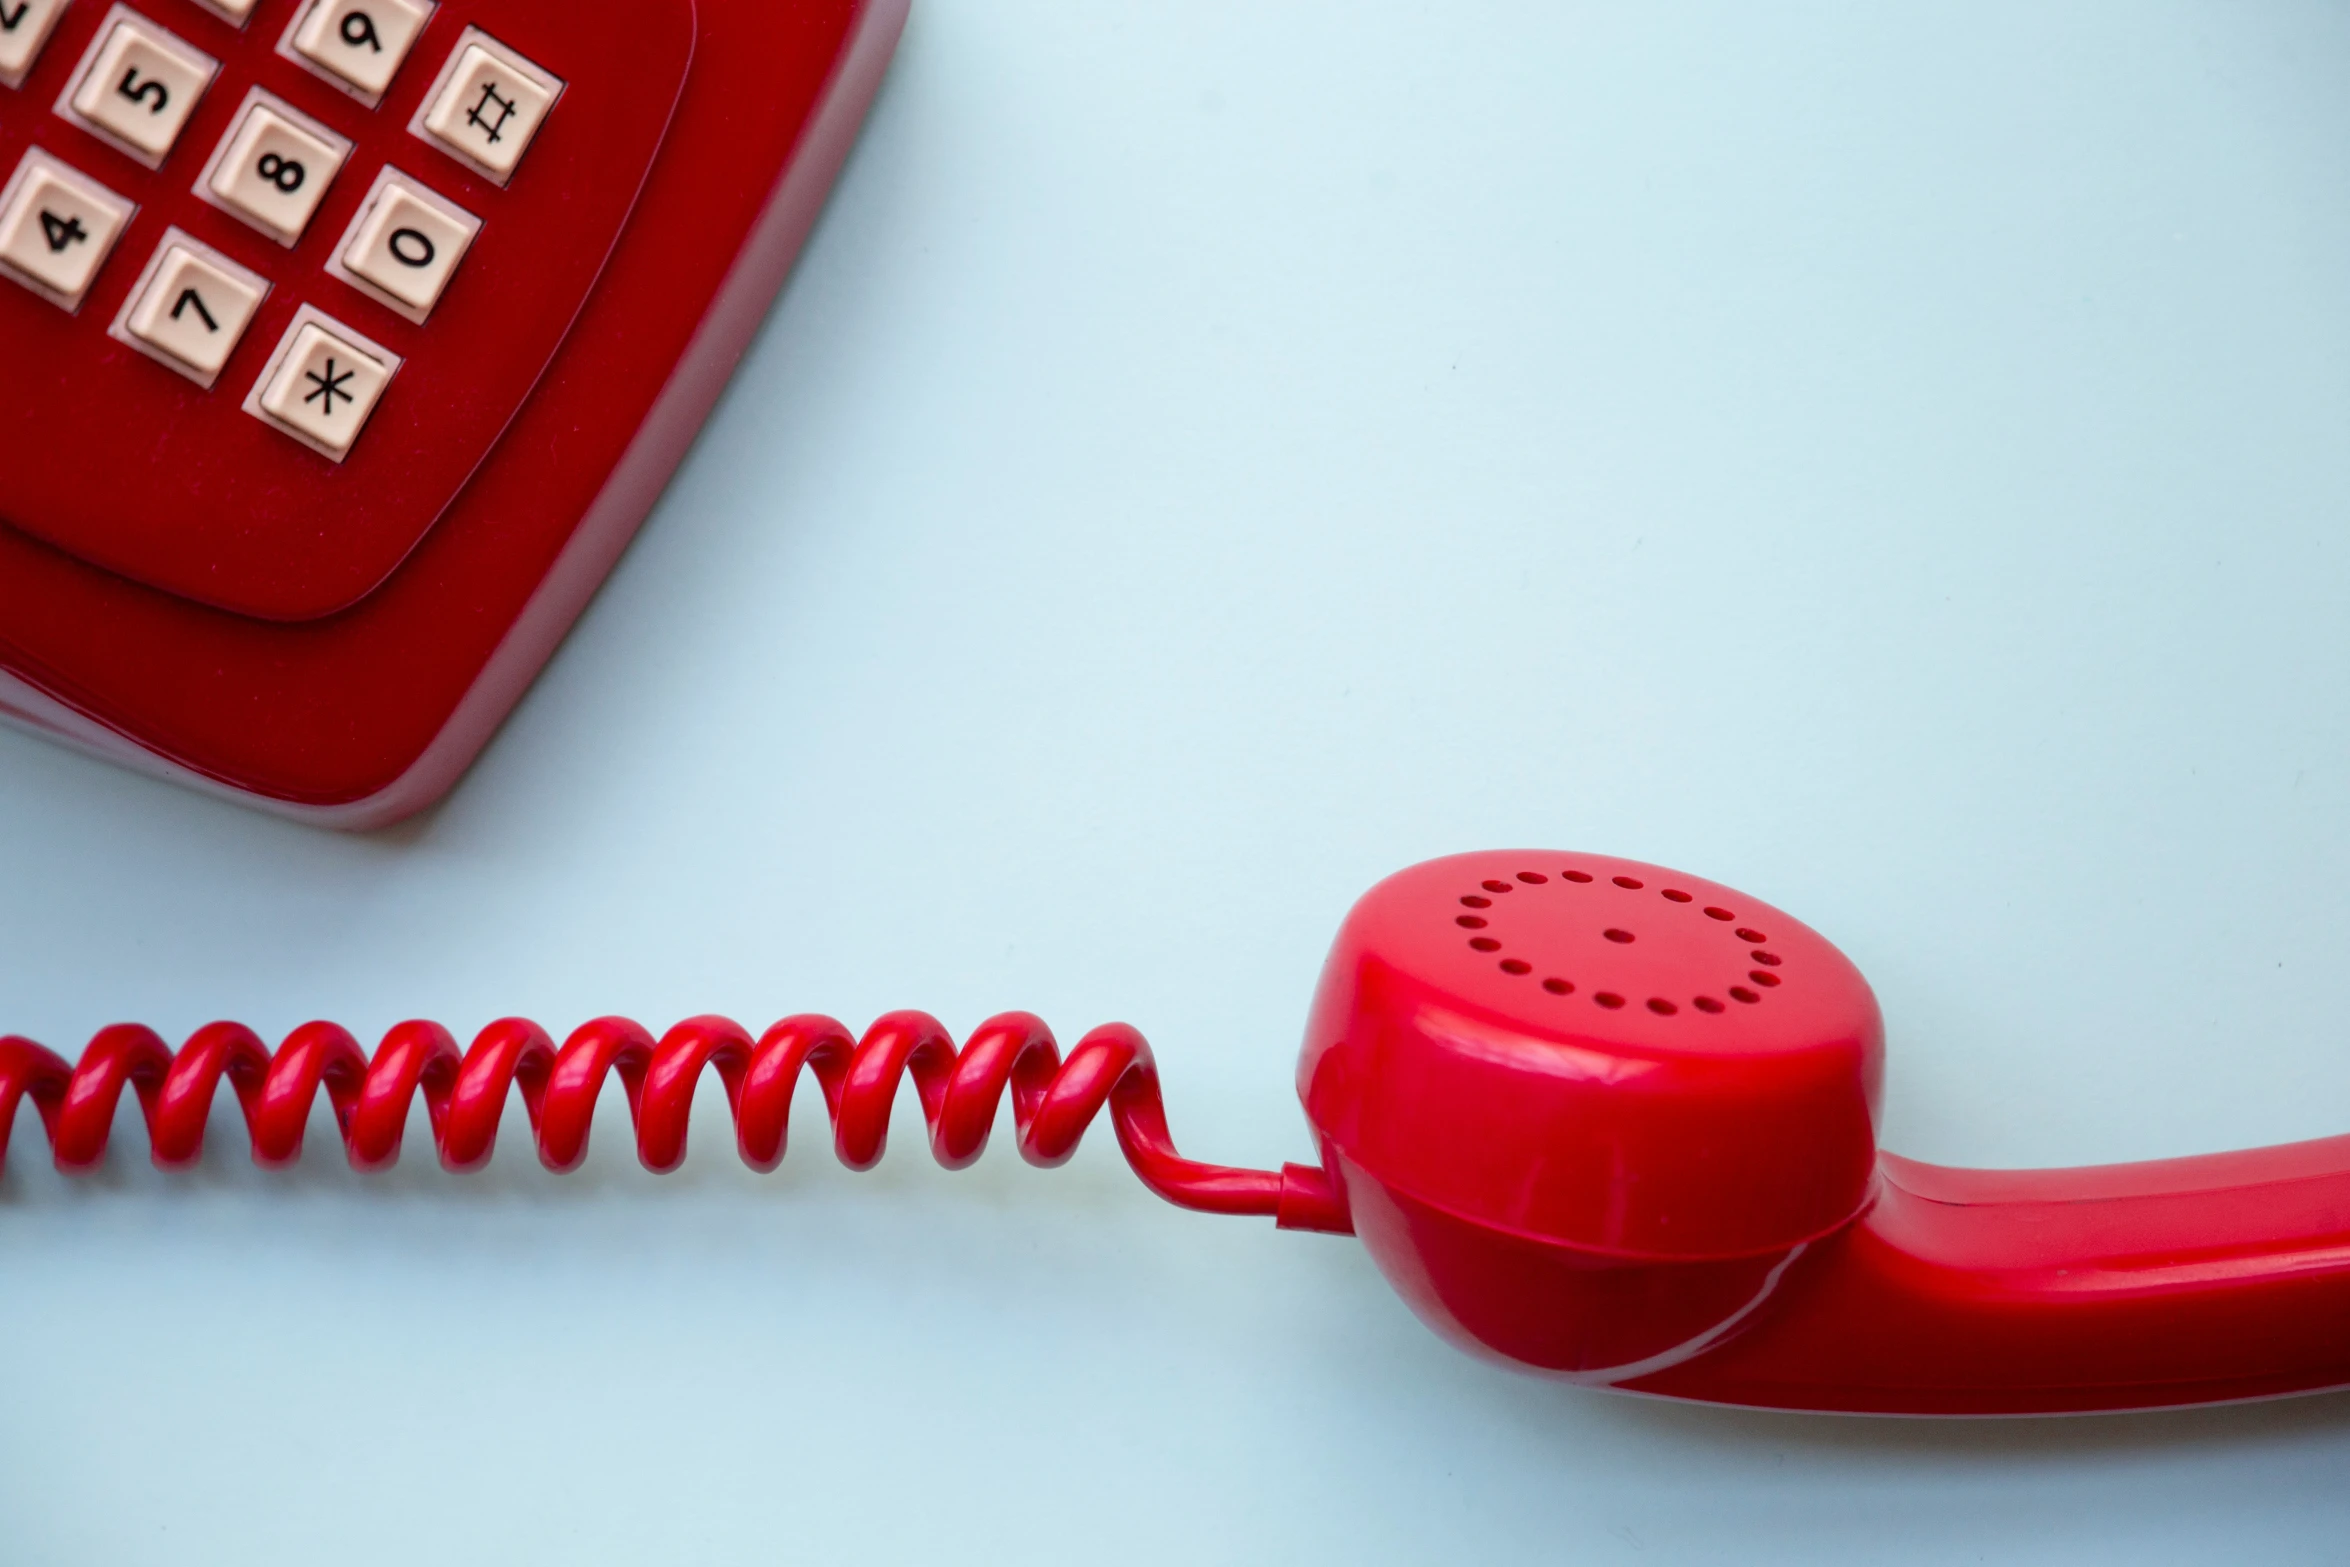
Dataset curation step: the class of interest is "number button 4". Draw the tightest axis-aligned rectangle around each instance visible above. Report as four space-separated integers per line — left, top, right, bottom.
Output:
59 7 220 167
114 231 269 386
0 0 73 92
0 148 133 310
201 90 351 245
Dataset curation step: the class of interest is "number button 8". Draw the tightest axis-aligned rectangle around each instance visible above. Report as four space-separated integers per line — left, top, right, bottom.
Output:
203 93 352 246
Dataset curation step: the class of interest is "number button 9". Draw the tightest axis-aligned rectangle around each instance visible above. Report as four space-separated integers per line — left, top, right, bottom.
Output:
291 0 434 102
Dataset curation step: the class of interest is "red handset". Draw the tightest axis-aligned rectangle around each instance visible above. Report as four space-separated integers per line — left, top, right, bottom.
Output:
0 0 905 824
6 849 2346 1417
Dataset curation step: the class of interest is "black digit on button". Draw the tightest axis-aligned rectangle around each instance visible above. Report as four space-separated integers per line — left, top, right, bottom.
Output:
171 288 220 332
387 227 435 267
258 153 305 193
116 68 170 115
340 11 383 52
38 210 87 253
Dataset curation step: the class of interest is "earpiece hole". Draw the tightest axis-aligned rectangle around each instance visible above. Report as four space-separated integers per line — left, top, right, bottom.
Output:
1693 996 1725 1014
1499 959 1531 975
1729 986 1760 1004
1542 978 1574 995
1646 998 1677 1016
1456 915 1487 929
1751 950 1781 966
1515 872 1547 884
1594 992 1625 1009
1482 880 1514 894
1469 937 1501 952
1735 927 1768 944
1603 928 1635 944
1704 906 1734 921
1662 889 1693 903
1748 970 1781 988
1563 871 1594 883
1460 895 1491 908
1612 876 1644 890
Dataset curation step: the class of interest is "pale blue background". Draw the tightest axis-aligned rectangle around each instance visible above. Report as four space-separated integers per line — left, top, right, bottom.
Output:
7 0 2350 1560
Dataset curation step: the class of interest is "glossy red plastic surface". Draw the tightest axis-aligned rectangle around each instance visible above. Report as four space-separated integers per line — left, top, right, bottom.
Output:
0 1012 1341 1221
0 0 905 822
1300 851 2350 1413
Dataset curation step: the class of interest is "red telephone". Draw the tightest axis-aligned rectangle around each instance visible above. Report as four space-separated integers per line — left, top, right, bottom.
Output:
5 848 2348 1417
0 0 906 825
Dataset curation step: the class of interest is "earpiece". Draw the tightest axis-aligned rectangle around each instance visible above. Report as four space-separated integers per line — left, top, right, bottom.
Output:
8 849 2349 1416
1295 852 2350 1414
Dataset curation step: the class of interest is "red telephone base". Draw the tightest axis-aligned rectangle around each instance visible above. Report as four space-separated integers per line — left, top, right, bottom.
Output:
0 0 906 826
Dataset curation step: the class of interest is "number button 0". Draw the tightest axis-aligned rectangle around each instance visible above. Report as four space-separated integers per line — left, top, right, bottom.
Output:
331 168 477 321
115 231 268 385
0 0 73 91
202 90 351 245
290 0 434 102
61 8 220 166
0 148 133 310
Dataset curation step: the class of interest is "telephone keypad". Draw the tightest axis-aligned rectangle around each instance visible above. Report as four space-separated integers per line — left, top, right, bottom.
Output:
61 9 218 166
0 0 74 92
0 146 132 307
416 29 555 182
201 90 349 243
0 0 687 616
117 231 267 382
290 0 434 101
0 10 574 466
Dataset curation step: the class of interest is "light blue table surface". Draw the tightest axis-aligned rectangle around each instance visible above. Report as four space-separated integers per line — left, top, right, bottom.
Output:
7 2 2350 1561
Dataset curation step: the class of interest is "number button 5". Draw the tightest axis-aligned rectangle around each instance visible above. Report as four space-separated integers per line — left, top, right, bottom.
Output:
200 90 351 245
59 7 219 167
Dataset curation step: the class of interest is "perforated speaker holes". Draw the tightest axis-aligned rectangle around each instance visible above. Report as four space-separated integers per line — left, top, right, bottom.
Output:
1449 867 1788 1018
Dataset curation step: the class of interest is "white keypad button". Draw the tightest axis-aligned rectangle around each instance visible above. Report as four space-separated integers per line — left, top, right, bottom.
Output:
252 315 395 460
65 10 219 165
119 235 266 382
196 0 259 20
203 92 350 244
0 0 73 91
0 148 132 309
334 169 476 318
417 32 559 182
292 0 432 99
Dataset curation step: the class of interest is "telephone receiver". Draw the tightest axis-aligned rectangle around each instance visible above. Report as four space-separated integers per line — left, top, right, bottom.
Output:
5 849 2347 1417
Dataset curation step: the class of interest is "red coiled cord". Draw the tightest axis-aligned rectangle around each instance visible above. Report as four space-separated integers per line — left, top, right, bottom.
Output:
0 1011 1352 1231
